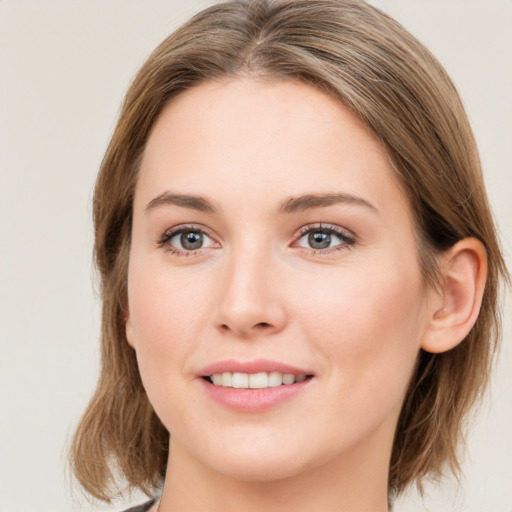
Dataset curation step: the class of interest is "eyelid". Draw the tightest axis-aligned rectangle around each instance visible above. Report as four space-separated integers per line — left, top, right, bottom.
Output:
156 222 356 256
292 223 357 252
158 223 221 254
295 223 355 238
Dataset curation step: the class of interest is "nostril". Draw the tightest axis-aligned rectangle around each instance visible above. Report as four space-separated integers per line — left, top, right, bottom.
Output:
217 320 277 335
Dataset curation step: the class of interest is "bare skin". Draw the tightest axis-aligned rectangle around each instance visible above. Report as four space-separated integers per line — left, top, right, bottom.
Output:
126 79 487 512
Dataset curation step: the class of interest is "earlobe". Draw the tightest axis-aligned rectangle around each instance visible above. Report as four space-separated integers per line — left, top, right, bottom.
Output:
421 238 487 354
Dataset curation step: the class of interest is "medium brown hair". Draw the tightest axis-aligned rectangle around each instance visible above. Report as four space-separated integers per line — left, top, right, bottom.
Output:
70 0 508 502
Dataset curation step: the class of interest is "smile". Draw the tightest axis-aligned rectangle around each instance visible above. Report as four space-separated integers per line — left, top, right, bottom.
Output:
207 371 308 388
198 360 315 412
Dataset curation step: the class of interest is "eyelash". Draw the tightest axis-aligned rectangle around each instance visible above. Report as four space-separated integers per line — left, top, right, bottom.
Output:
157 224 218 257
157 223 356 257
293 223 356 254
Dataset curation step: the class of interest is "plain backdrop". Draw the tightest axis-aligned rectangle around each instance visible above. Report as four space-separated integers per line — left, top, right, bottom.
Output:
0 1 510 511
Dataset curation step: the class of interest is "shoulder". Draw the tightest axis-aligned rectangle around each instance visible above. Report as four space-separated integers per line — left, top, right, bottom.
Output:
120 499 157 512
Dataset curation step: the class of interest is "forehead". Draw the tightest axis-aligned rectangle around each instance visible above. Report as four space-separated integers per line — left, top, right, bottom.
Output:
137 78 411 221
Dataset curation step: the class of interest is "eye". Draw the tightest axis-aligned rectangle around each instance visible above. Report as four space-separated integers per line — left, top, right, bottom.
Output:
294 224 355 252
159 225 218 254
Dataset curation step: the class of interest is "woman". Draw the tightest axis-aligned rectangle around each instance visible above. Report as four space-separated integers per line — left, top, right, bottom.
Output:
69 1 508 510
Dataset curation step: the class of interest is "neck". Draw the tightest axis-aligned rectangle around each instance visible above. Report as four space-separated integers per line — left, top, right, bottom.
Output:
158 434 391 512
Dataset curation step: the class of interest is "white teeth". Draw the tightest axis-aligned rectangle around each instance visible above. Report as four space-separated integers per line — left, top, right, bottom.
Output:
209 371 308 389
282 373 295 385
221 372 233 387
249 372 268 389
232 372 249 388
268 371 283 387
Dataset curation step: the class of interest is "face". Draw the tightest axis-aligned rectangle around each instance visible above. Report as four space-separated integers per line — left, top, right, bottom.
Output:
126 79 433 482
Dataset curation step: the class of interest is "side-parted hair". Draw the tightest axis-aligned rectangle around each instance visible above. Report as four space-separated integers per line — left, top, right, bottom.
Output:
70 0 508 502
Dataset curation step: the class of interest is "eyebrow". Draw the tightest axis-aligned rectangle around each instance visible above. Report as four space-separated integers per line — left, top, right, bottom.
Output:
145 192 217 213
279 192 377 214
145 191 377 215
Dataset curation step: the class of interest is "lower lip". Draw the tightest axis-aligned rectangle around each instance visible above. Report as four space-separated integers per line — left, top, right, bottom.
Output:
200 378 313 413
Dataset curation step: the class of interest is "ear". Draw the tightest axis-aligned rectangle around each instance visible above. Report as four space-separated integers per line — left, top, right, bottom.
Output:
125 308 136 349
421 238 487 354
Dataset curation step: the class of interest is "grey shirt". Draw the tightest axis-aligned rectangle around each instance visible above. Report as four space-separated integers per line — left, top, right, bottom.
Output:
121 499 156 512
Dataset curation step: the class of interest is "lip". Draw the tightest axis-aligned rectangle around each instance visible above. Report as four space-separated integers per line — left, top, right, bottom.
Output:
197 359 315 413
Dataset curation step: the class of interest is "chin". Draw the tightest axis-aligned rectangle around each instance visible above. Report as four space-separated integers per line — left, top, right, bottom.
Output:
196 435 323 483
212 457 307 483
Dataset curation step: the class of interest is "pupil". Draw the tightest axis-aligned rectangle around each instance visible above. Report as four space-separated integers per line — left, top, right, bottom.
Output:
181 231 203 250
308 231 330 249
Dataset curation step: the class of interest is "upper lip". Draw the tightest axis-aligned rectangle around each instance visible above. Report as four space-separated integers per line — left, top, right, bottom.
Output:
198 359 314 377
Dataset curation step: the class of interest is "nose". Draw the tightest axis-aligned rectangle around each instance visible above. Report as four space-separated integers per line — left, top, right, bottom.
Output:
214 246 288 338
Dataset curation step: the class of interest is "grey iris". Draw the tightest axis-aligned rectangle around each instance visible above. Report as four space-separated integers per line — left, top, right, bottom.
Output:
181 231 203 250
308 231 331 249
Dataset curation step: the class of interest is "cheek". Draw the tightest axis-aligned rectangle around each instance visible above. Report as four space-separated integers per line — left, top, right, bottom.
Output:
128 260 210 344
126 264 215 436
126 260 213 399
294 253 426 405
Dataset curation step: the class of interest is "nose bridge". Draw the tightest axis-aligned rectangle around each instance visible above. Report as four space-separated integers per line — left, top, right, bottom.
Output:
215 236 286 337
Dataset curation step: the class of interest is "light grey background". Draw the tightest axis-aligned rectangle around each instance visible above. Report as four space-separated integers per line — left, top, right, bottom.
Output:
0 1 510 511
